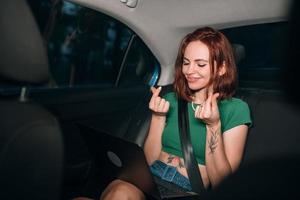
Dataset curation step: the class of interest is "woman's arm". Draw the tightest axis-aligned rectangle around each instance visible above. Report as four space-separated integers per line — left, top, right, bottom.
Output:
144 115 166 165
195 91 249 187
205 122 248 186
143 87 170 165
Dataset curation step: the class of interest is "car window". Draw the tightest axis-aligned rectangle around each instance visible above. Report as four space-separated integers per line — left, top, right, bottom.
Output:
222 22 288 90
43 0 159 88
117 37 160 87
0 0 159 96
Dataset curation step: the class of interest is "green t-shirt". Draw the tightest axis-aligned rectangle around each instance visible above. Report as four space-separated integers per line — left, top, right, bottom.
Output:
161 92 252 165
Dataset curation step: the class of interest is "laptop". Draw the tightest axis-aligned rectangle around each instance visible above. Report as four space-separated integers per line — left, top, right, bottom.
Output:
78 124 198 200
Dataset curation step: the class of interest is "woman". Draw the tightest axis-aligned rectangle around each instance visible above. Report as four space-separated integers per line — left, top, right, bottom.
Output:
145 26 252 191
77 26 252 200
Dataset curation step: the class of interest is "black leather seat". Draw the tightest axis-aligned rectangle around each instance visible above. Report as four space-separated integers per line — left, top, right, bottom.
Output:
0 0 64 199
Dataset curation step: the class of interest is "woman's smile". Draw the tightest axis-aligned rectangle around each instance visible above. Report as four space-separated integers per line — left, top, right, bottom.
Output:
185 75 202 83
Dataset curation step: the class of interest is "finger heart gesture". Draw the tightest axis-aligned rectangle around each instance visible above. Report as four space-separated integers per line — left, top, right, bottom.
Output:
194 91 220 127
149 86 170 116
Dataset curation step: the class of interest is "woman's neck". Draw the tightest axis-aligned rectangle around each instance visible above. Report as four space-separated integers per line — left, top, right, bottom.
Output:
192 89 207 104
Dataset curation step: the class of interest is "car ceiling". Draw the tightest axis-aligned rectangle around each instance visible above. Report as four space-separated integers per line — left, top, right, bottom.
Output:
69 0 291 85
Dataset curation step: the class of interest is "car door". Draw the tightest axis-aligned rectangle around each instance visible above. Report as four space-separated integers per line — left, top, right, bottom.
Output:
24 0 159 137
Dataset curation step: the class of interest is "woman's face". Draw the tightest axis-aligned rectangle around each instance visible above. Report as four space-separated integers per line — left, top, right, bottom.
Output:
182 40 211 91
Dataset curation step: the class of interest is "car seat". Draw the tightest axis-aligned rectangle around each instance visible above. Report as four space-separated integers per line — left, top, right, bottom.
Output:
0 0 64 199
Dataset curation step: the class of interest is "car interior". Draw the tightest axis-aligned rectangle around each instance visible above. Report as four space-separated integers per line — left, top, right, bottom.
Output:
1 0 300 199
0 0 64 199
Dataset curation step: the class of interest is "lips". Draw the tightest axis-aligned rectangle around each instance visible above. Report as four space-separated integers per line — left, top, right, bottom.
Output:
186 76 201 83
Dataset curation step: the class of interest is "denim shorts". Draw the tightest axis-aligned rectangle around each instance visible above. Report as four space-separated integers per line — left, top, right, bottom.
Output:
150 160 192 191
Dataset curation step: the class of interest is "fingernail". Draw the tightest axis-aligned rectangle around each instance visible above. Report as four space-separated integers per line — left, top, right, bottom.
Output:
158 86 162 90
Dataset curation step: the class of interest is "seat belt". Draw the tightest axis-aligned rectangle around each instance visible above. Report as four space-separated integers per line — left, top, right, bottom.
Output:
178 98 205 194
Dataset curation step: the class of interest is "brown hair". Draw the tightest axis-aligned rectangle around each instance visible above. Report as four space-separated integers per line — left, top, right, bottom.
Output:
174 27 237 101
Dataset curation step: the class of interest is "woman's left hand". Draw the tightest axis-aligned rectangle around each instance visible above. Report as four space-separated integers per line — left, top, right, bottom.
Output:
194 88 220 128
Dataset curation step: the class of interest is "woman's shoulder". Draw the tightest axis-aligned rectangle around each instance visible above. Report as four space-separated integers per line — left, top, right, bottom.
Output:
219 97 252 131
219 97 251 122
219 97 249 110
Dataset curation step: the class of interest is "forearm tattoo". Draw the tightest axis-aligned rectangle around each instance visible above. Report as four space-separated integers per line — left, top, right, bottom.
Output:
208 128 219 154
167 154 185 168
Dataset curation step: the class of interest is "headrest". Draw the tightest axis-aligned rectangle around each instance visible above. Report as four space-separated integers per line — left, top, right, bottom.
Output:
0 0 50 84
232 43 246 65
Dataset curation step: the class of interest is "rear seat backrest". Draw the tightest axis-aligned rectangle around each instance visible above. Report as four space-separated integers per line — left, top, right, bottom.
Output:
241 90 300 166
127 86 300 167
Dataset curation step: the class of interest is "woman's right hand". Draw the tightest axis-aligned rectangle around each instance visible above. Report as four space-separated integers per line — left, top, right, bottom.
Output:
149 86 170 116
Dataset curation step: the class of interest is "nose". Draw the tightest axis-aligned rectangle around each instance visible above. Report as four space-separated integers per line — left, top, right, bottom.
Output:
185 63 196 73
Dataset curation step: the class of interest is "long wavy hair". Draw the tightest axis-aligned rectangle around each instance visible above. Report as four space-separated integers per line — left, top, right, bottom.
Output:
174 27 237 101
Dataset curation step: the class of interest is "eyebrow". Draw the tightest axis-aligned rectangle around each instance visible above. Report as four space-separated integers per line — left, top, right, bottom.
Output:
183 57 209 62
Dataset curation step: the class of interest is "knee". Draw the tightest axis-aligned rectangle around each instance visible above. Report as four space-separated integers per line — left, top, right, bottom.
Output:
101 180 144 200
105 182 130 199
